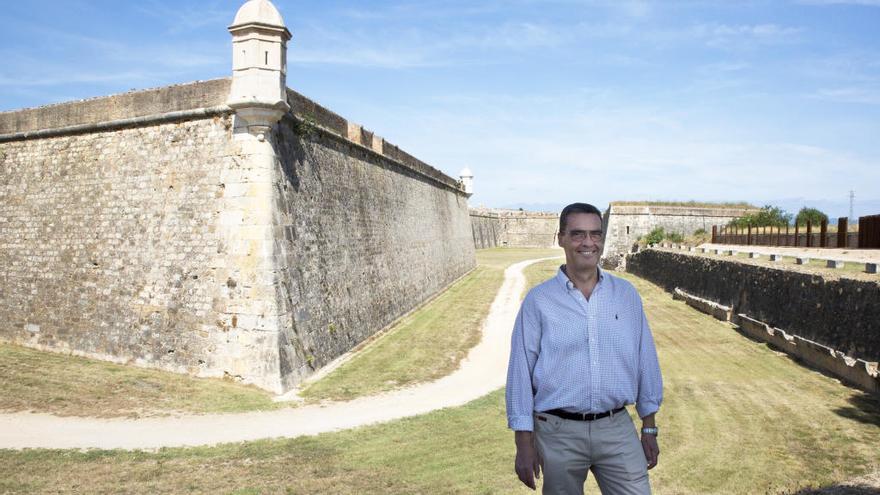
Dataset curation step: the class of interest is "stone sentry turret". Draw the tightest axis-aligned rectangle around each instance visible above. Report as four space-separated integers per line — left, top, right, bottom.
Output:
227 0 291 139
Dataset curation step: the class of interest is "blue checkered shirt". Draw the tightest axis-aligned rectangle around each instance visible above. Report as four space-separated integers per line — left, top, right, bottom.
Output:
506 266 663 431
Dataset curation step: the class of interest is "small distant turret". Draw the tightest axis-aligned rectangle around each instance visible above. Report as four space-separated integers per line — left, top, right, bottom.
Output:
459 167 474 195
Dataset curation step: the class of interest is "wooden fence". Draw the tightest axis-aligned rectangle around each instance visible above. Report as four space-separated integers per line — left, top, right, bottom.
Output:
710 216 876 249
859 215 880 249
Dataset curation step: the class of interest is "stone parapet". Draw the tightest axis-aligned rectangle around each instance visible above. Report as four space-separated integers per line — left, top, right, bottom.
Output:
0 78 232 136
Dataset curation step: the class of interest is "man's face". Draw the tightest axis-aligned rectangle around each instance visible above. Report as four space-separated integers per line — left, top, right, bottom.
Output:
557 212 604 272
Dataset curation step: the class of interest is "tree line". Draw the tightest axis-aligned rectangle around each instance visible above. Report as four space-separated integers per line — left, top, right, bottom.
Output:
727 206 828 229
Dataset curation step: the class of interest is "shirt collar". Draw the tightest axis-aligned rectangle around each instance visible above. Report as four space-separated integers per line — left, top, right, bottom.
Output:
557 265 605 292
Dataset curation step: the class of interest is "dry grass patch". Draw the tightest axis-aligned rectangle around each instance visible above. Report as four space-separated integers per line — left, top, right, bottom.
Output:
0 343 283 418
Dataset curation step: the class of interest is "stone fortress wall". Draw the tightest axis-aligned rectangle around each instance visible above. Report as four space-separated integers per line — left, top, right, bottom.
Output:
602 203 760 267
0 76 473 392
469 208 559 249
627 249 879 393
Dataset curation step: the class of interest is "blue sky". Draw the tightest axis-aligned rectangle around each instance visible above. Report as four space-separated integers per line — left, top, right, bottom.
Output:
2 0 879 217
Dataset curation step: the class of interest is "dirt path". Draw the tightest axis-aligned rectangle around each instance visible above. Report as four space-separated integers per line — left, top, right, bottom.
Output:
699 243 880 263
0 257 556 450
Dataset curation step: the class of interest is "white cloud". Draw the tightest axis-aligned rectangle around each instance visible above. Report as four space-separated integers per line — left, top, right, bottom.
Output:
810 87 880 104
692 23 803 48
795 0 880 6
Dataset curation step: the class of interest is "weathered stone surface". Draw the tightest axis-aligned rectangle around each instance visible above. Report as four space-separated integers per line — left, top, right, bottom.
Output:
603 204 759 260
627 249 880 363
270 115 474 387
0 116 244 382
468 209 558 248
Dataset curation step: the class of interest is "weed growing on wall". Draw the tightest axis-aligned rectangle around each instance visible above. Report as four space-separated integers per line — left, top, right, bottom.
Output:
293 113 318 137
644 227 665 245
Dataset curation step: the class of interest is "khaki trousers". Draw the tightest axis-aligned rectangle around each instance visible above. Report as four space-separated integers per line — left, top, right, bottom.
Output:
534 410 650 495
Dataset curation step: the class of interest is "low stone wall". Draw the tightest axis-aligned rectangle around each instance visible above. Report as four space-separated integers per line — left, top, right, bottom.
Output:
627 250 880 392
468 209 558 249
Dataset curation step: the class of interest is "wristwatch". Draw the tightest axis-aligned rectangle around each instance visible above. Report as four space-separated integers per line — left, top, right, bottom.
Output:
641 427 659 436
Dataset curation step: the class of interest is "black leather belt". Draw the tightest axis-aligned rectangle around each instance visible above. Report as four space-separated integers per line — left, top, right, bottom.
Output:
541 406 626 421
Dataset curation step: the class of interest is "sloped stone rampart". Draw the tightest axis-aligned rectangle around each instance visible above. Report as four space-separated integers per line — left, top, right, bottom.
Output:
469 209 558 249
270 114 475 385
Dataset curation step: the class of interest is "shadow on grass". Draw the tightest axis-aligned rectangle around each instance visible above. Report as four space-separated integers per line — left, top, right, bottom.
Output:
832 392 880 428
787 485 880 495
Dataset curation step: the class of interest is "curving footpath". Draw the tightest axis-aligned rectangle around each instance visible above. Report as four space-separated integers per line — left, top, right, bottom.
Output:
0 257 559 450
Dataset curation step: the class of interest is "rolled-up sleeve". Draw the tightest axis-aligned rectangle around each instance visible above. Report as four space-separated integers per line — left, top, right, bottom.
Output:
635 297 663 419
506 293 541 431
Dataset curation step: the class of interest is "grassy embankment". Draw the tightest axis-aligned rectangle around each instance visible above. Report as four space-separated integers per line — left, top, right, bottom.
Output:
1 254 878 494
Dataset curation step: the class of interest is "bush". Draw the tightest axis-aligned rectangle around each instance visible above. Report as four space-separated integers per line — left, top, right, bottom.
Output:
644 227 665 245
693 228 706 236
666 232 684 243
795 207 828 227
728 205 792 228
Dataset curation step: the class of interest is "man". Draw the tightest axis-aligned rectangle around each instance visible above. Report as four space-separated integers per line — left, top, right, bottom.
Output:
506 202 663 495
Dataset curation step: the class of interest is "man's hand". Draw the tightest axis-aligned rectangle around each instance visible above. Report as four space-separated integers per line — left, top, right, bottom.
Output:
514 431 542 490
641 433 660 470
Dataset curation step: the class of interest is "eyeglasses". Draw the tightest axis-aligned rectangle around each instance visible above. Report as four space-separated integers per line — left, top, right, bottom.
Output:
566 230 603 242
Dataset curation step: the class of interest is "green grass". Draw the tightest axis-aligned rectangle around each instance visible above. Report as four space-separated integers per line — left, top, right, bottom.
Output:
0 342 285 418
300 248 562 401
2 260 877 494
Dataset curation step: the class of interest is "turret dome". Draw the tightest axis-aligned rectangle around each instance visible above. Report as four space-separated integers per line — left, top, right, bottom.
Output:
231 0 285 28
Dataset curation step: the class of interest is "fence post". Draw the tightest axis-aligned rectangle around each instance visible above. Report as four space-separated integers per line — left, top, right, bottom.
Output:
838 217 848 248
806 221 812 248
820 219 827 248
747 225 752 246
712 225 717 244
794 223 800 247
860 214 880 249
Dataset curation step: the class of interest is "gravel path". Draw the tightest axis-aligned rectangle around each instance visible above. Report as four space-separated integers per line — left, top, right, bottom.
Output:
699 243 880 263
0 257 556 450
